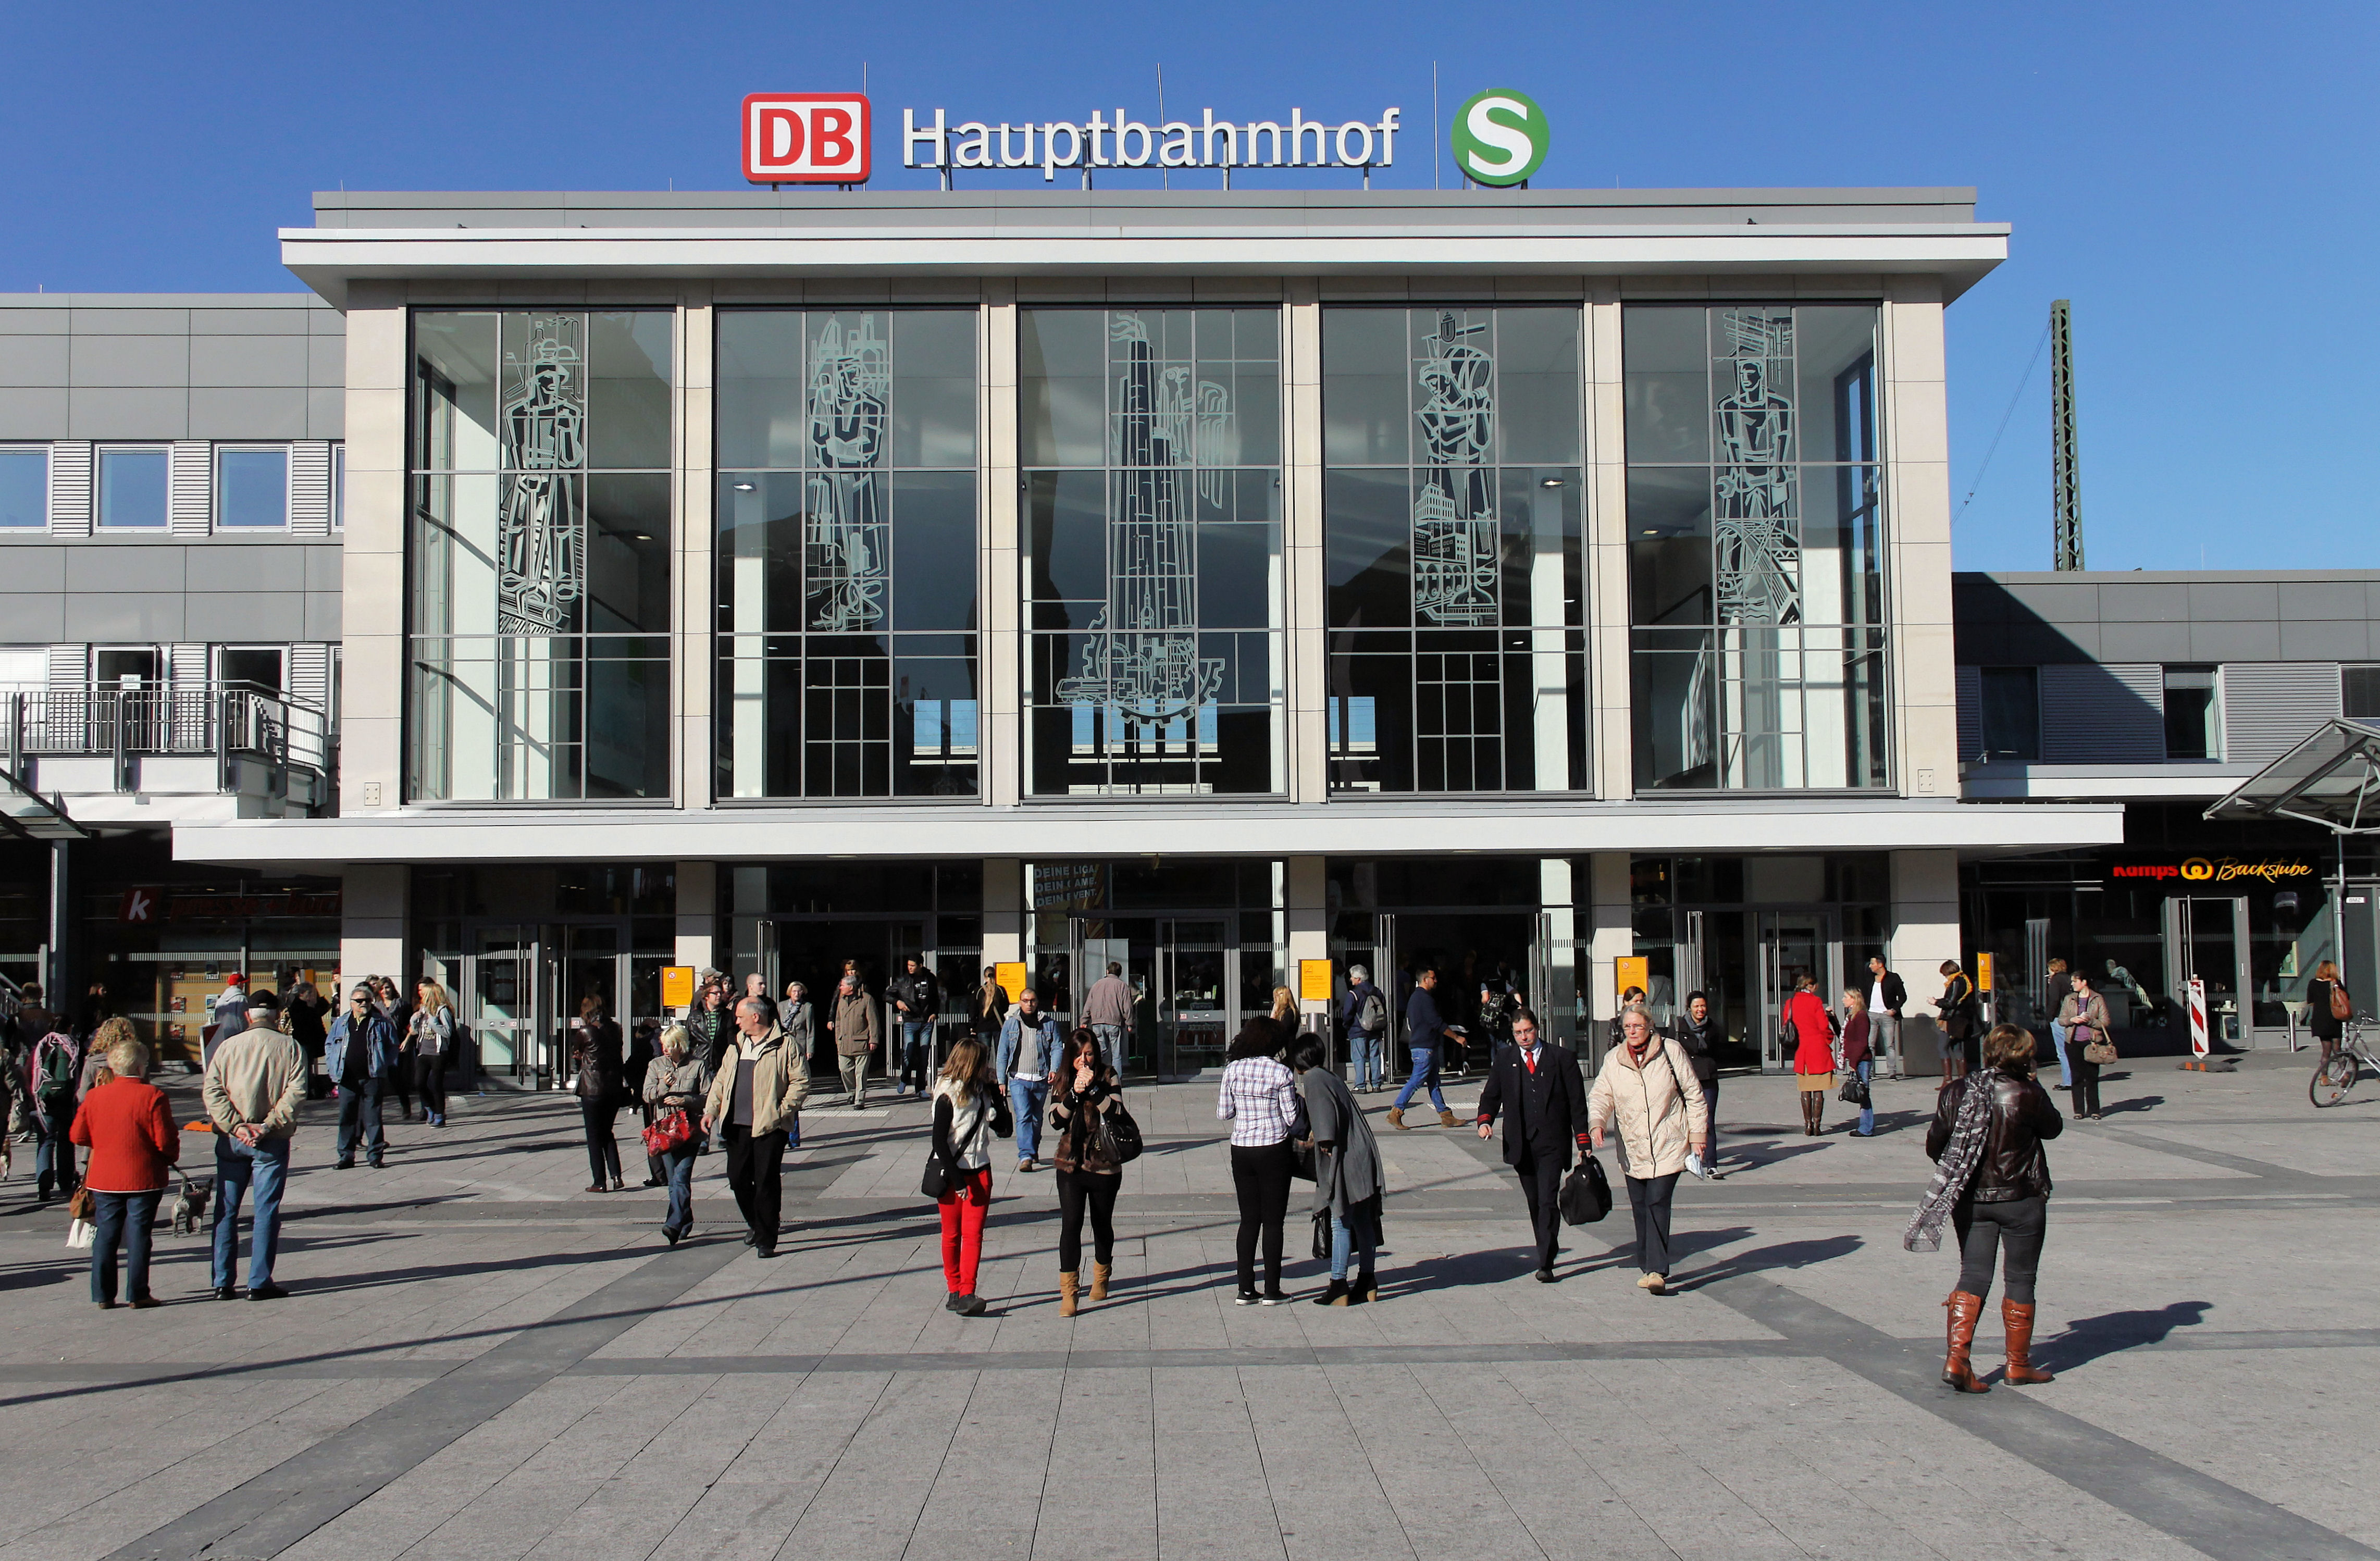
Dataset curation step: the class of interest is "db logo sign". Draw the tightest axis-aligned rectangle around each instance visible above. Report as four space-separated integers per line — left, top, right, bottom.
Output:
743 94 871 184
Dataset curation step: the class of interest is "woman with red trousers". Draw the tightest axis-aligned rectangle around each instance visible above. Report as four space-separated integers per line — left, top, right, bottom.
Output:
931 1036 1011 1316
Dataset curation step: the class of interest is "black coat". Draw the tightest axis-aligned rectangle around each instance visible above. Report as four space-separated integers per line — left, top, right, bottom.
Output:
1476 1040 1589 1171
1670 1011 1722 1084
1874 969 1908 1016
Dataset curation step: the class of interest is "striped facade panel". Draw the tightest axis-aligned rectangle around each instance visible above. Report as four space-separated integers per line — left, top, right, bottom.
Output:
2039 662 2164 763
289 441 331 537
1954 665 1982 762
169 441 212 536
167 642 207 686
288 642 332 712
47 645 85 690
47 442 90 536
2222 662 2342 763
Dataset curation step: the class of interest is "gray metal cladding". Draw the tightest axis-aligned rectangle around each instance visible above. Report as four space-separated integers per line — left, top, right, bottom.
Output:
2039 662 2163 762
2221 662 2342 763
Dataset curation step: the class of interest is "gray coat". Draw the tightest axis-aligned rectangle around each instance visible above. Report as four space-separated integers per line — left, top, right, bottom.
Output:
1303 1066 1385 1229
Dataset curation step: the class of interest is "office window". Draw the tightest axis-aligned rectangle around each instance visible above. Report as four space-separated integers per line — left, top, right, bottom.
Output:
218 646 285 693
217 448 290 529
97 448 169 529
1623 304 1890 791
713 308 980 799
0 449 44 528
0 647 44 689
1023 306 1283 796
2164 664 2220 760
2344 665 2380 722
409 309 675 802
1978 666 2040 761
1321 305 1588 794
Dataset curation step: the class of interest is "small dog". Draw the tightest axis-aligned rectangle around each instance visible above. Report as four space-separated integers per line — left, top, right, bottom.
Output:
171 1176 212 1235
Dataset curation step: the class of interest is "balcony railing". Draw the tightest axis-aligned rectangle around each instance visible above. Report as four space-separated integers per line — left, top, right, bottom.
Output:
4 682 332 792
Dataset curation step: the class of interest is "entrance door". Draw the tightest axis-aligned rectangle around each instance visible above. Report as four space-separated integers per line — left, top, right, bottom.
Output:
1159 919 1229 1080
1757 911 1836 1070
467 925 535 1081
2173 897 2247 1047
551 924 623 1087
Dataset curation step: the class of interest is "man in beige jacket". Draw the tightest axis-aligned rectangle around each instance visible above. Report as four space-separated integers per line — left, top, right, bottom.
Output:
202 994 308 1300
828 975 879 1108
702 997 810 1258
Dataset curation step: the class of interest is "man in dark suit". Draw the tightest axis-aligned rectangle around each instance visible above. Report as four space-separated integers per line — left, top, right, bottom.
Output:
1474 1008 1591 1282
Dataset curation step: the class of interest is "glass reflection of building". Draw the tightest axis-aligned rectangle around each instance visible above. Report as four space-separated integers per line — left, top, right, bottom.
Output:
713 309 980 799
1624 303 1890 791
1321 306 1586 793
410 310 674 801
1023 307 1283 795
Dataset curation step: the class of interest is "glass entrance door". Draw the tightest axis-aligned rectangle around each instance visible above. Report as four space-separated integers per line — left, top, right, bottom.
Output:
1757 910 1837 1069
2174 897 2246 1046
467 925 534 1081
1159 919 1230 1080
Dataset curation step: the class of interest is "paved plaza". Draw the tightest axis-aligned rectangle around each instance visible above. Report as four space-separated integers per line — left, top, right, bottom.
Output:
3 1056 2376 1561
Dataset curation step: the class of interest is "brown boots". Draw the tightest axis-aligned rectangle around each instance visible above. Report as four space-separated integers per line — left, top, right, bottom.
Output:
1090 1262 1111 1302
1942 1290 1990 1392
1800 1092 1825 1135
1060 1266 1112 1316
1385 1107 1408 1131
2002 1299 2055 1383
1437 1108 1459 1129
1058 1271 1079 1318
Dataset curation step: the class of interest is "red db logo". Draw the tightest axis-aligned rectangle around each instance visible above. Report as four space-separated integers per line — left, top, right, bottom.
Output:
743 94 871 183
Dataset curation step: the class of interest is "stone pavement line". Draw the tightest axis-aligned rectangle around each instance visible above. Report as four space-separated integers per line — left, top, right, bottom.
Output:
99 1238 745 1561
1700 1269 2380 1561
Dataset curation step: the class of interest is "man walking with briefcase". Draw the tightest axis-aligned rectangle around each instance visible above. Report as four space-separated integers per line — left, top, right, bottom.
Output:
1474 1009 1590 1283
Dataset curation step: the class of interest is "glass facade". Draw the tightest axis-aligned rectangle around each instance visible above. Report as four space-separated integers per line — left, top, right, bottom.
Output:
1022 307 1283 795
1322 306 1587 792
408 310 674 801
713 309 980 799
1625 304 1890 791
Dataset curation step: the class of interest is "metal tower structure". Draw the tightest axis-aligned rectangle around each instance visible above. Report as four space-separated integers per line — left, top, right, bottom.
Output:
2050 298 2083 571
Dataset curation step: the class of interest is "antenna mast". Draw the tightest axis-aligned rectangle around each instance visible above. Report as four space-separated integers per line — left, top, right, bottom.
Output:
2050 298 2082 571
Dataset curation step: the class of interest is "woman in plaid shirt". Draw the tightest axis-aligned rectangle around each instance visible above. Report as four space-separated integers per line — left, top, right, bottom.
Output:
1217 1022 1307 1305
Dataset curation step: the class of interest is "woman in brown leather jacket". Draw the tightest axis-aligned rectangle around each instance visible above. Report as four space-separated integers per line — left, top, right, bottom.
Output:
1925 1022 2064 1392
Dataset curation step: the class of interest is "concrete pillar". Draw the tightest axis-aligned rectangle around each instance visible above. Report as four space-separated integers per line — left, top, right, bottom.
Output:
1889 847 1962 1071
982 282 1022 806
1588 851 1632 1026
674 860 716 972
1286 855 1328 1015
982 858 1024 964
676 286 716 808
1883 278 1958 797
1283 281 1325 802
46 838 71 1004
338 282 407 814
339 862 408 994
1584 283 1633 801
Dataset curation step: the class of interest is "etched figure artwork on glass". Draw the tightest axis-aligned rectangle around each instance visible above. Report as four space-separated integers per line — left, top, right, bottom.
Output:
1024 306 1283 797
410 310 674 803
1321 305 1585 795
804 314 888 632
497 315 588 636
1624 302 1889 792
714 308 980 800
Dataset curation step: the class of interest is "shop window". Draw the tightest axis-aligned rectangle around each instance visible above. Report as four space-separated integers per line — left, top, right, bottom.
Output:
2344 665 2380 722
97 447 169 529
1978 666 2040 761
1622 303 1891 791
216 447 289 529
0 448 45 528
713 308 980 800
1321 305 1588 794
1023 306 1282 796
408 310 675 802
2164 664 2220 760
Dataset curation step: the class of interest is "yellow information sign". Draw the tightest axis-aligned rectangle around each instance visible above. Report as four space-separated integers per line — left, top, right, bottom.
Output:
1298 958 1334 1003
661 965 696 1010
995 961 1029 1005
1615 955 1650 997
1976 952 1994 993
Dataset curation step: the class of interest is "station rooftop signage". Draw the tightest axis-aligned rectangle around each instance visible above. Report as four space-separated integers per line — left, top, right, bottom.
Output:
901 107 1401 179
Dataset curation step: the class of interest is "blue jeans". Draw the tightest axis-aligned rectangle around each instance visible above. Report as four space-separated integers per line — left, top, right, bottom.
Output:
1009 1077 1048 1162
1330 1210 1378 1283
899 1021 933 1093
35 1096 76 1192
663 1143 699 1235
213 1135 291 1291
336 1076 385 1163
91 1188 163 1304
1392 1044 1446 1114
2050 1022 2073 1090
1091 1023 1129 1077
1856 1058 1876 1134
1349 1029 1382 1089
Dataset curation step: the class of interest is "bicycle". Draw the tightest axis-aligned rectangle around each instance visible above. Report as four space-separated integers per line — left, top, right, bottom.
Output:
2311 1017 2379 1108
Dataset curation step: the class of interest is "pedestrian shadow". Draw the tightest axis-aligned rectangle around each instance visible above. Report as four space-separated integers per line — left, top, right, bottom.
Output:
1562 1223 1756 1279
1716 1142 1827 1173
2040 1301 2211 1371
2094 1096 2164 1117
1663 1233 1863 1293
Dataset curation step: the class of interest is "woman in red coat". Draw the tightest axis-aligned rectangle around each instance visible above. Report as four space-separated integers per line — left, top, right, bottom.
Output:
68 1026 180 1308
1784 971 1837 1136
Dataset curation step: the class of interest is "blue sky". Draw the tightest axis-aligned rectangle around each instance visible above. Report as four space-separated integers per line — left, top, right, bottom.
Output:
5 1 2371 573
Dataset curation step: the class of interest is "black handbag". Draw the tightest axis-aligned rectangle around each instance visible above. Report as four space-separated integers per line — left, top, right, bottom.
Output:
1558 1155 1613 1224
919 1142 953 1200
1104 1096 1144 1164
1311 1207 1332 1260
1287 1133 1317 1182
1838 1073 1870 1107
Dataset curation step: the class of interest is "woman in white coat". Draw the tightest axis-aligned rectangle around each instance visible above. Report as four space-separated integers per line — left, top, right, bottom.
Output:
1588 1008 1710 1294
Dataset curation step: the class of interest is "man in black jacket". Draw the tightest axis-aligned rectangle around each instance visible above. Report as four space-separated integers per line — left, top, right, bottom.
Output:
891 957 940 1100
1867 957 1907 1081
1473 1009 1591 1282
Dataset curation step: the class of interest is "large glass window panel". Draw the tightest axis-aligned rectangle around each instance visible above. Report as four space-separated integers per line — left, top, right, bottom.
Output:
1321 304 1587 793
0 449 45 528
1623 303 1890 792
98 448 168 529
1023 306 1284 796
215 448 288 528
713 307 980 799
409 309 674 802
1979 666 2041 761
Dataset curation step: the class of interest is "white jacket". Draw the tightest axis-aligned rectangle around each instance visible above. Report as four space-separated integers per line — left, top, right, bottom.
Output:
1587 1036 1710 1181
